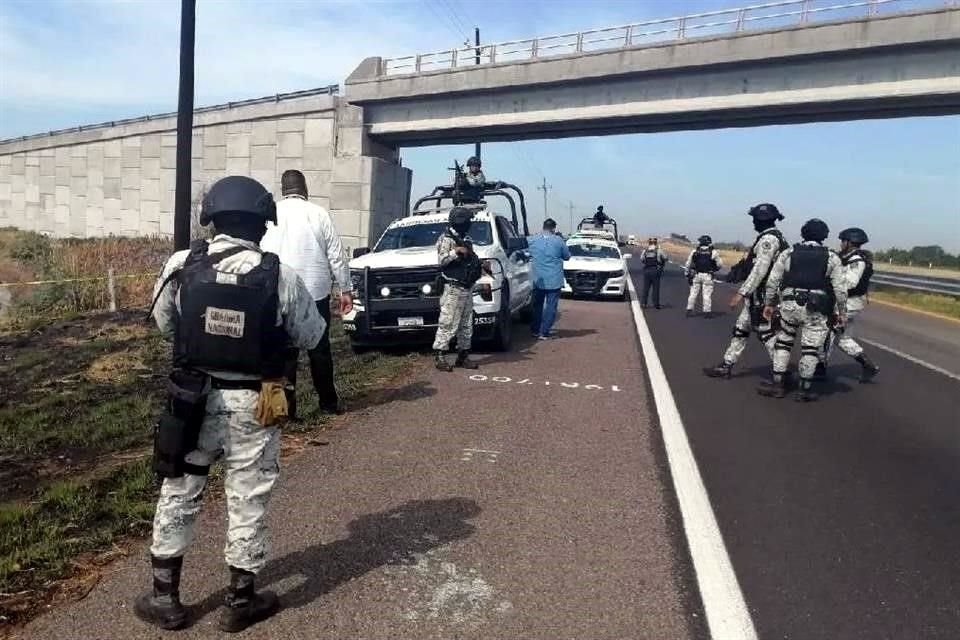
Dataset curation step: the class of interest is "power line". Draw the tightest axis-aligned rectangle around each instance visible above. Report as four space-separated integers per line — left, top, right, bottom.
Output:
537 177 552 221
425 0 470 43
440 0 472 39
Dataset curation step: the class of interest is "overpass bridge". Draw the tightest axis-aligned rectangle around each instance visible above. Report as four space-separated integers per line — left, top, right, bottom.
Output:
346 1 960 144
0 0 958 244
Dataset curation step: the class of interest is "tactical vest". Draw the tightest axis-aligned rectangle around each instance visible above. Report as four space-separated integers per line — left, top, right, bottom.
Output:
440 232 483 287
749 229 789 293
642 249 660 268
692 246 717 273
842 249 873 297
783 244 829 291
174 241 287 378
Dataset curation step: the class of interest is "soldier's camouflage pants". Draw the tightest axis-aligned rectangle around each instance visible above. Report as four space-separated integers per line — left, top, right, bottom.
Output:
824 305 864 360
773 300 830 380
432 285 474 351
686 273 715 313
150 388 280 573
722 300 777 366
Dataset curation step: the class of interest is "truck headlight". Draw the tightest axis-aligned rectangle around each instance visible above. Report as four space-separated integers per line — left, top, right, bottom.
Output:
380 286 391 297
421 283 432 295
610 270 625 278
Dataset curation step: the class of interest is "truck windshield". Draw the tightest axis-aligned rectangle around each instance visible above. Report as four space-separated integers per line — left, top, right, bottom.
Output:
375 221 493 252
568 244 621 259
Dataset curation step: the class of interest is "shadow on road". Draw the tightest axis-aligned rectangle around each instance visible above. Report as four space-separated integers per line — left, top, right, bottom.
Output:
186 498 481 624
351 379 437 412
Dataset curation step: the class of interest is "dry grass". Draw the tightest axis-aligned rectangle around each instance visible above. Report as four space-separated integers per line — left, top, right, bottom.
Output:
0 229 171 327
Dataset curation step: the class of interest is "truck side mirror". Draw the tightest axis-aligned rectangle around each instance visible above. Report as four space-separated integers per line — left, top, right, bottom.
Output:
353 247 370 258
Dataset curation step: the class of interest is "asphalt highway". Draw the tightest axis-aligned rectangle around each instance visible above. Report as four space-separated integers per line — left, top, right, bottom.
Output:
15 263 959 639
19 297 701 640
633 264 960 639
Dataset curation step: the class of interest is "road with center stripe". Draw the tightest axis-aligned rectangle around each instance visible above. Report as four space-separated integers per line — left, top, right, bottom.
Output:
631 262 960 639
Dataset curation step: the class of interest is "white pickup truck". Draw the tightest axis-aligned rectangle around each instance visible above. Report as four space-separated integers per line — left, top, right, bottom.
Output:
342 184 533 352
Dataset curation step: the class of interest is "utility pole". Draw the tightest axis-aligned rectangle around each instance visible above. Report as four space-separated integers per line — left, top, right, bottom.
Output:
173 0 196 250
474 27 481 162
537 177 552 222
567 201 575 235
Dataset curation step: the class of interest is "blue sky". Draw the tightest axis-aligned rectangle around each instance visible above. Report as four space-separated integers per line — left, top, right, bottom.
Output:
1 0 957 251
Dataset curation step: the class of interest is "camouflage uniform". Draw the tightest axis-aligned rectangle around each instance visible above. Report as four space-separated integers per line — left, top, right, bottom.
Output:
825 252 867 358
684 248 723 314
764 242 847 381
150 234 325 572
722 231 784 365
432 232 474 352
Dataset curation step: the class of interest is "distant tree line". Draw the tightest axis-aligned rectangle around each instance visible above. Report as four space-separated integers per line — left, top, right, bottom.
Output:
873 245 960 270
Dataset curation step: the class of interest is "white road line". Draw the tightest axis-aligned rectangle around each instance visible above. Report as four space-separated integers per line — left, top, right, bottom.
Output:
625 276 757 640
859 338 960 382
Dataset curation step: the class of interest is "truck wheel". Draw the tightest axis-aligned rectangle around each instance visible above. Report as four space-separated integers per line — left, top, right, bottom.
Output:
491 286 512 352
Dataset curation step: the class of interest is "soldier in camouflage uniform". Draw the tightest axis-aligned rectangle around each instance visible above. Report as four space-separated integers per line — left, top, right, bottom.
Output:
759 218 847 401
433 207 484 371
704 203 788 378
137 176 325 633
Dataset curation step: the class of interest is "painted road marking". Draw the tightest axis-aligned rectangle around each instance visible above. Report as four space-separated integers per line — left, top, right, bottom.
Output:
859 338 960 382
467 374 622 392
461 448 500 463
626 276 758 639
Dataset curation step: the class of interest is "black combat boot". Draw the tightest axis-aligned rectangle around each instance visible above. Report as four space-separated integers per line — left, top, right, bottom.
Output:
795 378 818 402
856 354 879 383
702 312 715 319
685 309 696 318
757 373 787 398
219 567 279 633
435 350 453 372
703 362 733 379
454 351 479 370
134 555 188 630
812 362 827 381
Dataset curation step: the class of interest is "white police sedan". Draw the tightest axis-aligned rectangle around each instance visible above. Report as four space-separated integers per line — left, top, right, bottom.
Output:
562 237 630 300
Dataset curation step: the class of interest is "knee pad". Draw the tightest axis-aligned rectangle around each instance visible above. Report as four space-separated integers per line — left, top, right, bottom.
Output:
732 327 750 339
774 339 794 352
758 329 776 343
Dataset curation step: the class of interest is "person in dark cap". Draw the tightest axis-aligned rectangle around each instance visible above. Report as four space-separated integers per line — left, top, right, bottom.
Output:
261 169 352 416
433 207 485 371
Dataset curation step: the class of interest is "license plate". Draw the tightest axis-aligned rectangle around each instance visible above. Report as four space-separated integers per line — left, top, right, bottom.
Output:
398 316 424 327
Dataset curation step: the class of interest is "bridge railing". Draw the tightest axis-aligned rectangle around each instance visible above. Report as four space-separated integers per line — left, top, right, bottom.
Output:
381 0 954 76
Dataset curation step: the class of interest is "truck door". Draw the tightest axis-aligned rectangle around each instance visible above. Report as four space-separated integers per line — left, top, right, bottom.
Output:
495 215 532 310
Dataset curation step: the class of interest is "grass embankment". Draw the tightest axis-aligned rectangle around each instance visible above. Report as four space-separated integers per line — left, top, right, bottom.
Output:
0 230 419 625
870 288 960 321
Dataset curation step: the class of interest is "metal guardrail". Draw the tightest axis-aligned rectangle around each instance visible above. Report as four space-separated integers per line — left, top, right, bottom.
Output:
872 271 960 295
0 85 340 146
381 0 955 76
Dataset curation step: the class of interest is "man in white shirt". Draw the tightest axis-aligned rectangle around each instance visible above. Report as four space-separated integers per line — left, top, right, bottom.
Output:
261 169 353 416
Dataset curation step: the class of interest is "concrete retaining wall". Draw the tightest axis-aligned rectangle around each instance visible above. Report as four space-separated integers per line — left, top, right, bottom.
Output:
0 93 411 254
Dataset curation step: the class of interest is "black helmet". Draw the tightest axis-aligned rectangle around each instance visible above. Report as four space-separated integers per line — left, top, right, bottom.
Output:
801 218 830 242
200 176 276 226
596 205 604 213
466 156 481 167
449 206 474 227
839 227 869 245
748 203 784 222
698 235 712 245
